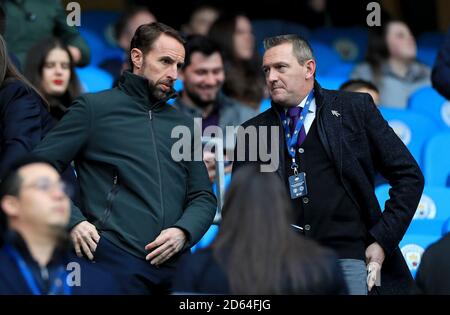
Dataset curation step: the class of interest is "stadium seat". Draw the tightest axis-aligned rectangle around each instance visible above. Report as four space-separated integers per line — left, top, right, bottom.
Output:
310 41 342 77
408 86 450 131
313 27 368 62
380 108 439 168
423 133 450 187
252 19 311 54
191 224 219 253
417 47 438 68
79 29 123 67
259 98 272 113
75 66 114 92
316 75 350 90
417 32 446 50
376 184 450 222
80 10 121 40
377 184 450 276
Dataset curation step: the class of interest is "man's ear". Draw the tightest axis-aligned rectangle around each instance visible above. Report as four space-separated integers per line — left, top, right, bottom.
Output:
130 48 144 71
1 196 20 218
304 59 316 80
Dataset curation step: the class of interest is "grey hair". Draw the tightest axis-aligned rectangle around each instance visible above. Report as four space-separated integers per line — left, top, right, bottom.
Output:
263 34 315 65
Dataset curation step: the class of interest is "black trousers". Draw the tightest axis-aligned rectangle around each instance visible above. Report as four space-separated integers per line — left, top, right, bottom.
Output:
91 236 188 294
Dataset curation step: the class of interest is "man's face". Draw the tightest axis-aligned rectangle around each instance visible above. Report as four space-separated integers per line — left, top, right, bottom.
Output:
262 42 315 107
132 34 185 100
180 51 224 107
4 164 70 233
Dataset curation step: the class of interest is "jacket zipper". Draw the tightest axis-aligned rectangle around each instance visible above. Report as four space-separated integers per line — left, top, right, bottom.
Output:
148 110 165 229
101 170 120 226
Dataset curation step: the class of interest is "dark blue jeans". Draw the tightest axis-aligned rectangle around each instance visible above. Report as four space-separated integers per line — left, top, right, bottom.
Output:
92 236 188 294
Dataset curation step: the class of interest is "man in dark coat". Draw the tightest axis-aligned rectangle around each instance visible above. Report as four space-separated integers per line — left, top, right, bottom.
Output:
233 35 424 295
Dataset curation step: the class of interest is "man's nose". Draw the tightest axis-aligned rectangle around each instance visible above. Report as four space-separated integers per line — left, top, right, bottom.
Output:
167 65 178 81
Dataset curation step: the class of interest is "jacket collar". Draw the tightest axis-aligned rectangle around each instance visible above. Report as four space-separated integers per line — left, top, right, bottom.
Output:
118 71 170 110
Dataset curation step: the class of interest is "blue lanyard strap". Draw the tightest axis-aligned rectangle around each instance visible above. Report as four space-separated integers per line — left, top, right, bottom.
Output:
280 90 314 172
3 244 71 295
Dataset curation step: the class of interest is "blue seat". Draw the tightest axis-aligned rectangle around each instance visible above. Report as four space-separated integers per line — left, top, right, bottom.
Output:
379 108 439 168
376 184 450 225
316 75 350 90
191 224 219 253
75 66 113 92
408 86 450 131
424 133 450 187
417 47 438 67
309 41 342 77
313 27 368 62
400 233 441 278
417 32 446 50
79 29 123 67
80 10 121 39
252 19 310 54
259 98 272 113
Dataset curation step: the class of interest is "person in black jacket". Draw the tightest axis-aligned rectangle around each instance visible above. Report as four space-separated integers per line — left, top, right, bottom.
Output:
432 28 450 100
0 156 122 295
233 34 424 295
34 22 216 294
0 34 53 179
173 165 348 295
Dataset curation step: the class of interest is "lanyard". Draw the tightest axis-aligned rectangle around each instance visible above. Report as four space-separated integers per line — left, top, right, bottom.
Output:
3 244 72 295
279 90 314 174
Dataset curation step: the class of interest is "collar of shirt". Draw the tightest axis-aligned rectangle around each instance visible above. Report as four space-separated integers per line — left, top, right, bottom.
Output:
284 95 316 115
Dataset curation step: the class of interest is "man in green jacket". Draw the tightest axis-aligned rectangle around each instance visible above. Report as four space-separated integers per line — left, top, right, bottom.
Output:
34 22 216 294
2 0 90 66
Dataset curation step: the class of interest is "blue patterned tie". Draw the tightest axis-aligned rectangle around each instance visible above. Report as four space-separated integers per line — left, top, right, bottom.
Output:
287 107 307 146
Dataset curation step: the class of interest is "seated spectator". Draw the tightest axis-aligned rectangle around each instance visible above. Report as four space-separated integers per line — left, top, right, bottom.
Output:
351 20 430 108
340 79 381 105
432 28 450 100
173 165 348 295
209 13 265 110
173 35 257 182
2 0 90 66
25 38 82 121
0 34 53 179
102 6 157 80
0 156 122 294
181 4 219 36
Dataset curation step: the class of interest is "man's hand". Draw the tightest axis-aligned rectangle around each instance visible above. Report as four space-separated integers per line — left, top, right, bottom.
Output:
365 242 385 291
145 227 187 266
70 221 100 260
203 151 233 183
67 45 82 64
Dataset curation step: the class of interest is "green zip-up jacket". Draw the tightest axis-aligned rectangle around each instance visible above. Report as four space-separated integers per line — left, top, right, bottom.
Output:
34 71 216 260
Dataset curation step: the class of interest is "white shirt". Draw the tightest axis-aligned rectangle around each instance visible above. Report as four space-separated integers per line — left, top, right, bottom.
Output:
286 96 316 135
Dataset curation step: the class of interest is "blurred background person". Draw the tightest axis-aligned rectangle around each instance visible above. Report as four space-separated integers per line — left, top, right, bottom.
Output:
340 79 381 106
1 0 90 67
208 13 265 110
173 165 348 294
101 5 157 81
0 4 20 70
181 4 219 36
432 28 450 100
0 34 53 179
173 35 257 182
25 37 82 121
351 19 430 108
0 156 121 294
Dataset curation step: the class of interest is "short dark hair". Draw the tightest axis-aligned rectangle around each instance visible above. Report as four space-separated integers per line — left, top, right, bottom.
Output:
182 35 222 69
129 22 185 70
263 34 315 65
0 155 55 243
339 79 379 93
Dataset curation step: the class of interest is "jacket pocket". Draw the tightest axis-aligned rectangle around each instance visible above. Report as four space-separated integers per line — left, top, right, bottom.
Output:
100 170 120 226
